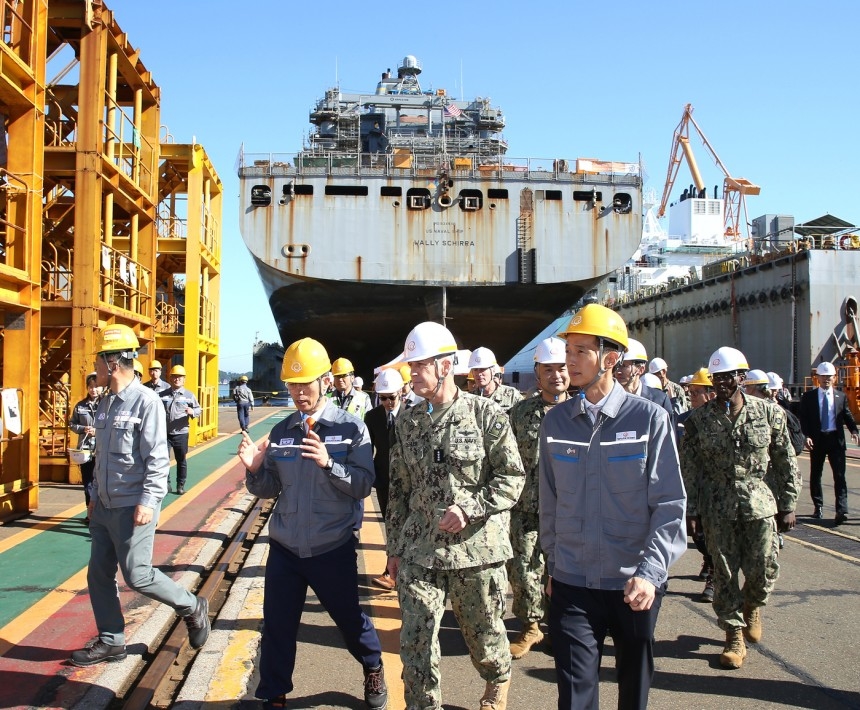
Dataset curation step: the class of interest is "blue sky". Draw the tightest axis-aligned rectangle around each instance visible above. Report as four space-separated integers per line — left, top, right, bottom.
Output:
109 0 860 372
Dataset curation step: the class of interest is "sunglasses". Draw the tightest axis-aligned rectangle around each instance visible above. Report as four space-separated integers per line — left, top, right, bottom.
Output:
378 394 399 401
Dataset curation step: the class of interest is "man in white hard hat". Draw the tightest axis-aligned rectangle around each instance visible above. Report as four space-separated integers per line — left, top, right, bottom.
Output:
680 347 798 669
799 361 859 525
366 368 404 590
469 346 523 412
386 322 525 710
649 356 689 414
506 337 570 660
614 339 675 425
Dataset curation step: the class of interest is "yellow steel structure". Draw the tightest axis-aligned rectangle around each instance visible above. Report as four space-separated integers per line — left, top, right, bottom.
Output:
0 0 47 521
0 1 221 521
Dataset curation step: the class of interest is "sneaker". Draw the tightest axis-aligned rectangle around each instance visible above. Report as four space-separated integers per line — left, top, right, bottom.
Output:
701 577 715 603
70 640 127 667
371 572 396 590
363 663 388 709
480 679 511 710
184 596 210 649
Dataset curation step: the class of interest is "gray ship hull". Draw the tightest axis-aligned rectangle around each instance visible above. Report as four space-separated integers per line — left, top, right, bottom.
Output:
613 249 860 385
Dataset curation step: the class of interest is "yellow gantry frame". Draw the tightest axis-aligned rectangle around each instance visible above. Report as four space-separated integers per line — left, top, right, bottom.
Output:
0 1 221 521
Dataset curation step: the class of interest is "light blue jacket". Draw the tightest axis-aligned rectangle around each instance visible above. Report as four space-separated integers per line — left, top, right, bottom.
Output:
539 382 686 590
92 379 170 510
160 386 202 434
245 401 375 558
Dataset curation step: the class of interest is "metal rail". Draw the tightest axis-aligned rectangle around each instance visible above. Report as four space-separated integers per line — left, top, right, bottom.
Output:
122 497 272 710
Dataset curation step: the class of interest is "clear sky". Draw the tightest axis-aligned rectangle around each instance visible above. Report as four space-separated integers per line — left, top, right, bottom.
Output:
109 0 860 373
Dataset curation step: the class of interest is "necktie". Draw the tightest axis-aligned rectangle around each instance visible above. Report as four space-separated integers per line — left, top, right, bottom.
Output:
305 416 315 434
387 413 394 430
820 393 829 432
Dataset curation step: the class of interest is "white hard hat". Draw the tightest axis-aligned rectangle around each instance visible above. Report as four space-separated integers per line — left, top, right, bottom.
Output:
453 349 472 376
623 338 648 363
648 357 668 374
402 322 458 363
468 346 497 370
641 372 663 389
374 368 404 394
766 372 782 390
534 337 566 365
707 346 749 374
816 361 836 376
354 376 364 388
679 374 692 384
744 369 769 385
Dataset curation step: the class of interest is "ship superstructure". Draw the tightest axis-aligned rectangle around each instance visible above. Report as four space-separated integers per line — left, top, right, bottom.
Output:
238 56 643 373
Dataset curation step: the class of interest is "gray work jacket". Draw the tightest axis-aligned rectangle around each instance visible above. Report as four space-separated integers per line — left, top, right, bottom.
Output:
539 382 687 590
160 386 202 434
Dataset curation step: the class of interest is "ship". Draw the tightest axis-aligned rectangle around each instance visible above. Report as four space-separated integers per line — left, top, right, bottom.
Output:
237 55 643 374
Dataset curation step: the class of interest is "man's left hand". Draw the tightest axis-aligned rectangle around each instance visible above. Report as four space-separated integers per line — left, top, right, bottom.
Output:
623 576 656 611
134 505 154 527
301 428 330 468
777 510 796 531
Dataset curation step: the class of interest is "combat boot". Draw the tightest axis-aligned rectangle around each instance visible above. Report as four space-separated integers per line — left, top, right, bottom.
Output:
509 622 544 659
743 604 762 643
719 628 747 669
479 679 510 710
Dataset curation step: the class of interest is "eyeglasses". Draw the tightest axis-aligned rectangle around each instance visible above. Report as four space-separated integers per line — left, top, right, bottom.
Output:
711 371 738 382
378 394 399 401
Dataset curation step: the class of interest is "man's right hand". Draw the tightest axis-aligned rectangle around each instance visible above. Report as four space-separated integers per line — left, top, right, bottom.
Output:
688 515 702 537
238 431 267 472
805 437 814 451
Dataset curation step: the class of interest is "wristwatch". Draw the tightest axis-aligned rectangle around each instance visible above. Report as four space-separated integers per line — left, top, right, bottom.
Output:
323 458 334 471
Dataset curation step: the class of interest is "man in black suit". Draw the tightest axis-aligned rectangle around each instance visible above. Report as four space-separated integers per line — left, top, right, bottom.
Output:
799 362 860 525
365 367 404 589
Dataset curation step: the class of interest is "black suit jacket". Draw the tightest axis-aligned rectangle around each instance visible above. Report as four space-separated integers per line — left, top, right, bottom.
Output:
364 404 397 488
799 388 858 450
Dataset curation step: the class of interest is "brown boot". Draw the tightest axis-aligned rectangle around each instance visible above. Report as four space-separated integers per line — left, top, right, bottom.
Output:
509 622 544 659
719 628 747 669
479 679 510 710
743 604 762 643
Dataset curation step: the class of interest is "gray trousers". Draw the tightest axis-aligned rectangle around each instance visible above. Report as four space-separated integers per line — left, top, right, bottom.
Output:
88 499 197 646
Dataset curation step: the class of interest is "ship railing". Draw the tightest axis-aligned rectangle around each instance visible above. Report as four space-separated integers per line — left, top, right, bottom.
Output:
99 242 152 317
239 152 641 184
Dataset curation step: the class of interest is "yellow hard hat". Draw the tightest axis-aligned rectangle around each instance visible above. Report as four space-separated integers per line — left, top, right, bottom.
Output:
150 360 163 370
560 304 628 350
169 365 187 376
133 360 144 375
689 367 712 387
239 375 249 382
331 357 355 377
398 363 412 383
281 338 331 383
96 324 139 355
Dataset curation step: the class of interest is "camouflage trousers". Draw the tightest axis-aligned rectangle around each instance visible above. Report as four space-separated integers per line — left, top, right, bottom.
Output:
506 510 546 624
398 561 511 710
703 514 779 630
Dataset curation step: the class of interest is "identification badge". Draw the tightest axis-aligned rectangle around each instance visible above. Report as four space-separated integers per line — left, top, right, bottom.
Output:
616 431 637 441
279 438 295 446
434 448 444 463
325 435 342 443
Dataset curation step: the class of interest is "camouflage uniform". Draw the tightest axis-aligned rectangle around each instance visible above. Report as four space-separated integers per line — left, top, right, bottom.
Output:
665 379 690 415
387 393 525 710
680 394 799 630
507 394 557 625
480 383 523 413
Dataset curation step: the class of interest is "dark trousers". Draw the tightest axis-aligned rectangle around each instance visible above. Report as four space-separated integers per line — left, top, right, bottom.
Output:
167 432 189 486
80 458 95 507
236 403 250 431
255 538 382 700
549 580 664 710
809 432 848 514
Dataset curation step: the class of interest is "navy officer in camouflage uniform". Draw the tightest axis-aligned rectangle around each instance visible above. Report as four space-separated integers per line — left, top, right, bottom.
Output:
506 336 570 659
539 304 686 710
680 347 798 670
468 346 523 412
386 322 525 710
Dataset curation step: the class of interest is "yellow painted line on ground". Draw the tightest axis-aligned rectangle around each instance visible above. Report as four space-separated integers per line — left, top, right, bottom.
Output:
790 535 860 564
205 584 266 702
360 494 405 708
0 435 267 659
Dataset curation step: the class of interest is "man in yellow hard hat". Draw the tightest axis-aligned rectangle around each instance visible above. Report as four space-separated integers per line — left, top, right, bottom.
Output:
540 304 686 708
237 338 387 710
144 359 170 396
329 357 372 420
159 364 202 495
233 375 255 432
70 325 209 667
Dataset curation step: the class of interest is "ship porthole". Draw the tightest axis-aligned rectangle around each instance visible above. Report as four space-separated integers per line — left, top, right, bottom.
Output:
489 203 496 210
393 200 400 207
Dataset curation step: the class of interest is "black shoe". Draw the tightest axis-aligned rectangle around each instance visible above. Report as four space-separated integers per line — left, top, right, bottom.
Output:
177 484 185 495
184 596 210 649
701 576 715 603
70 640 127 667
812 507 823 519
363 663 388 709
835 512 848 526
